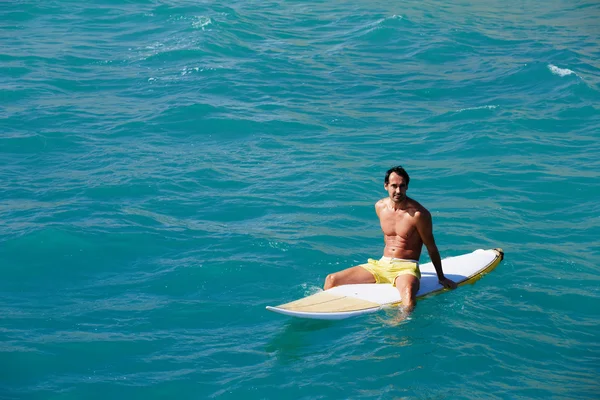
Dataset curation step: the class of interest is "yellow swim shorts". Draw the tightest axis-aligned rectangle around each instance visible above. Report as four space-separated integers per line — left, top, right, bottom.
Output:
360 257 421 285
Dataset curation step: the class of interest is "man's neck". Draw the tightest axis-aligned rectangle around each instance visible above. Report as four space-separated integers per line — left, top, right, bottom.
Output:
389 197 409 211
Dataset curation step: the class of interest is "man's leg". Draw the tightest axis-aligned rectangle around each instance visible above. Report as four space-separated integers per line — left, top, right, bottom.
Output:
324 266 375 290
394 274 420 313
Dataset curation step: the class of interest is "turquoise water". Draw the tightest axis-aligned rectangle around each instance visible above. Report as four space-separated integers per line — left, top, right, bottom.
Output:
2 0 599 398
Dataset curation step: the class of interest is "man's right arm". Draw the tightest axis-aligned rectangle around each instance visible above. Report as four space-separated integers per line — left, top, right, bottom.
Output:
415 209 457 289
375 199 384 218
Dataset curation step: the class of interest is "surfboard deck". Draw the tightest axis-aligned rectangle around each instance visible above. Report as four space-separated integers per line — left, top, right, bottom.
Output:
266 248 503 320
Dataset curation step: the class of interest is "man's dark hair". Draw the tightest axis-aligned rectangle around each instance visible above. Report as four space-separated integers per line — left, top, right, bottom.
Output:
384 166 410 185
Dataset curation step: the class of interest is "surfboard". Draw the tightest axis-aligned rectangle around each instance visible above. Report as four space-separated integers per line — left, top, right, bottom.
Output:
266 248 503 320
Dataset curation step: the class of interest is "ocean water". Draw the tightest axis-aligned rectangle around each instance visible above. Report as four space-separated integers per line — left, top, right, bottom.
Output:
1 0 599 398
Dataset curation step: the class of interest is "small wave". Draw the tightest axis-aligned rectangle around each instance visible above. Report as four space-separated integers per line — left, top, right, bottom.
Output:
374 14 403 27
548 64 576 77
356 14 404 36
457 105 498 113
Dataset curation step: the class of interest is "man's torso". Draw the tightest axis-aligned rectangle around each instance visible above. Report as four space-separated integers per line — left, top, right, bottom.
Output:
376 197 425 260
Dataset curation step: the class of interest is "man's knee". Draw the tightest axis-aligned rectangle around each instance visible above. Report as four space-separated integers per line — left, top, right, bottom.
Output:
324 273 337 289
395 275 420 297
401 284 417 299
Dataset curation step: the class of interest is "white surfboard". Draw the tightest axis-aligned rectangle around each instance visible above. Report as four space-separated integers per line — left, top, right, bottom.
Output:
266 248 503 320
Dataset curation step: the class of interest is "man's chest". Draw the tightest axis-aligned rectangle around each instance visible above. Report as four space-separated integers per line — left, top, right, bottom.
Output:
379 210 418 237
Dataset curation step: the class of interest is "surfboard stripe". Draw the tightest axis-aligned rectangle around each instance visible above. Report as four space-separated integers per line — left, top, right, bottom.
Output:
277 291 380 313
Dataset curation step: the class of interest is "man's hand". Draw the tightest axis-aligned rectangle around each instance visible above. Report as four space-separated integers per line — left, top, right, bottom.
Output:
439 277 457 289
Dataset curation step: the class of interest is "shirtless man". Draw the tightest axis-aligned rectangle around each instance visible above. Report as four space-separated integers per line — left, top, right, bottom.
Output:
323 166 457 312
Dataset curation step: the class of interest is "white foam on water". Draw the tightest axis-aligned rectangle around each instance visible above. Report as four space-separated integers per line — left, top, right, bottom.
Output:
181 66 199 76
548 64 576 77
192 16 212 30
300 283 323 297
457 105 498 113
180 66 217 76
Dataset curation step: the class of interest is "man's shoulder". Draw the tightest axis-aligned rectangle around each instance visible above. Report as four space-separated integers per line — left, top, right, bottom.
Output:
375 198 389 207
406 197 430 216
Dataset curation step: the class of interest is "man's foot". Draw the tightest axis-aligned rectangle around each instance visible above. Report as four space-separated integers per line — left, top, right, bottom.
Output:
379 306 412 326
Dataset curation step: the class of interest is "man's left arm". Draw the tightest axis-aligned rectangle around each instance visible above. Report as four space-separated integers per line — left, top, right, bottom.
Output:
415 210 457 289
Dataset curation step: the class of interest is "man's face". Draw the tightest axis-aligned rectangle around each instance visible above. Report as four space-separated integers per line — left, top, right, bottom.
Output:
385 173 408 203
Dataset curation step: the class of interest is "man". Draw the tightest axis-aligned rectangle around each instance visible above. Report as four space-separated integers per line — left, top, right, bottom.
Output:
323 166 457 313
